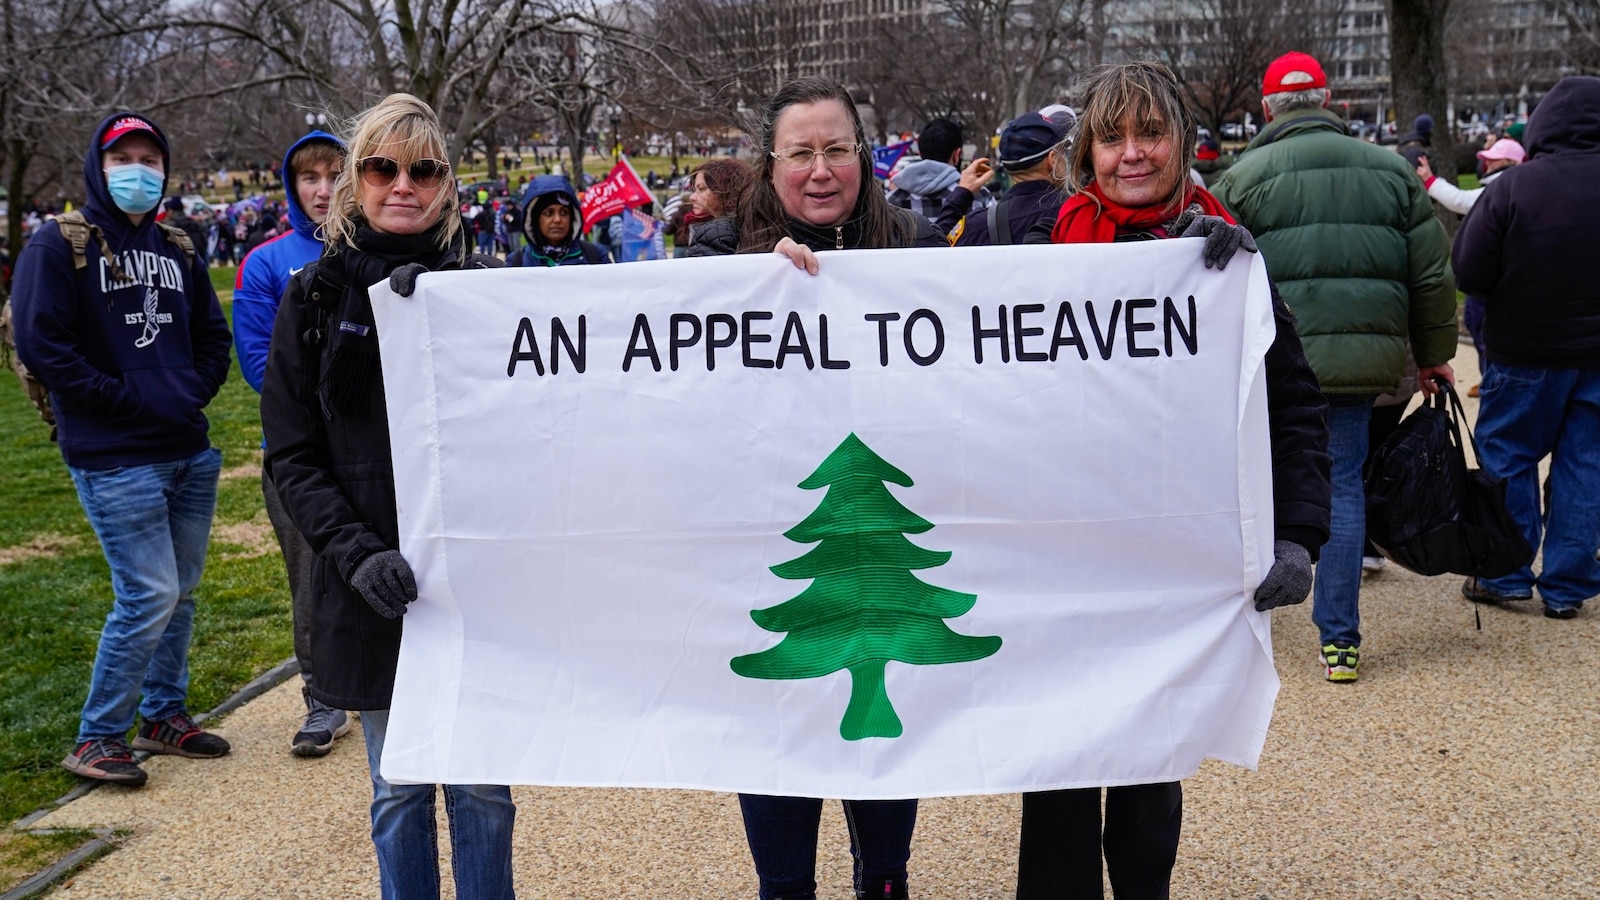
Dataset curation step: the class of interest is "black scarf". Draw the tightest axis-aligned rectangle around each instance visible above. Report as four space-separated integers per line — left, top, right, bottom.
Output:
319 222 464 416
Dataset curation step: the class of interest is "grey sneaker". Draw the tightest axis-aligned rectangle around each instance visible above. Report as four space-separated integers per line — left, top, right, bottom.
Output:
62 737 147 786
292 703 350 758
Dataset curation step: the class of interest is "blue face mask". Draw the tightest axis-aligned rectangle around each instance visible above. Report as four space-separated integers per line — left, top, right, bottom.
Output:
104 163 165 215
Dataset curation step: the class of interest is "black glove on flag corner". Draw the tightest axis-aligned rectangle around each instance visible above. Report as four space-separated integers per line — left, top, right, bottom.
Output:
350 549 418 619
1254 539 1313 612
1178 215 1259 271
389 263 430 297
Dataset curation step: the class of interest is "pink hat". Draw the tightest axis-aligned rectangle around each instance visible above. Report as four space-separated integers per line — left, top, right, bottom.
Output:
1477 139 1526 164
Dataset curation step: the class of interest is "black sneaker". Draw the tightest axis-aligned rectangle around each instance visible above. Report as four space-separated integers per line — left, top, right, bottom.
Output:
133 712 231 759
62 737 148 786
291 704 351 758
1461 577 1533 605
1544 603 1583 620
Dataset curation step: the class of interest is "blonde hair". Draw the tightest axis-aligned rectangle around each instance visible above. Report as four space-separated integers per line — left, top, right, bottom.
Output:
319 93 461 251
1061 62 1198 216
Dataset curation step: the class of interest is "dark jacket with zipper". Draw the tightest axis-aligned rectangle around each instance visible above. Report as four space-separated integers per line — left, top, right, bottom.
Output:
260 228 501 710
685 204 945 257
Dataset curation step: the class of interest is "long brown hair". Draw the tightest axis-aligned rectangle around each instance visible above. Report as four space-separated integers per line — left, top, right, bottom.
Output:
735 77 902 254
689 158 753 217
1062 62 1198 216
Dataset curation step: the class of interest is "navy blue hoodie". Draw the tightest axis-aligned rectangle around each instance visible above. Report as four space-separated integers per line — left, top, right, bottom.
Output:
11 112 233 469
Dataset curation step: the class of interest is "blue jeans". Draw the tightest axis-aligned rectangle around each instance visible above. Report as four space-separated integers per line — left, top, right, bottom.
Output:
737 794 917 899
361 709 517 900
1312 398 1372 648
69 446 222 742
1474 363 1600 610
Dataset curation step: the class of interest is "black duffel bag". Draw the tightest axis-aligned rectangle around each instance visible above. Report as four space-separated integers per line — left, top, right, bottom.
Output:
1364 380 1534 579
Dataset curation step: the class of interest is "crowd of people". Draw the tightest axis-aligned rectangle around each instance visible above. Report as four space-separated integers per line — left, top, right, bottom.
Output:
3 47 1596 900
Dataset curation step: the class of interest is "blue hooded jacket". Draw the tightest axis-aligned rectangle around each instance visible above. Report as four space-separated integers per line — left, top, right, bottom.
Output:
509 175 610 267
234 130 344 393
10 112 232 469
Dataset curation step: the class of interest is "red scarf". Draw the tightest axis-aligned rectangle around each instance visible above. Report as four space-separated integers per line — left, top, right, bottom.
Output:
1050 181 1235 245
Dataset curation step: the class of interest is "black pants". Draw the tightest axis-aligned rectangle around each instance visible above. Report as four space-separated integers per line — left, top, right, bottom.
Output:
1016 783 1182 900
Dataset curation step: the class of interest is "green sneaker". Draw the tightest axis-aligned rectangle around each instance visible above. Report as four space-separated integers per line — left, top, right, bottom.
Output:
1321 643 1359 683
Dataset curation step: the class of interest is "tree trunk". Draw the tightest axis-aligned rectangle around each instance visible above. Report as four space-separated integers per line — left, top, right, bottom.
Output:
7 140 29 263
1389 0 1457 183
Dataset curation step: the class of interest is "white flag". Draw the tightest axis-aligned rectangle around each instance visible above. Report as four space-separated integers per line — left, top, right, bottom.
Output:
372 240 1280 798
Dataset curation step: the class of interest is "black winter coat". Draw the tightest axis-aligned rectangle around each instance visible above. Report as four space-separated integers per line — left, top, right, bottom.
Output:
261 231 502 710
1454 75 1600 369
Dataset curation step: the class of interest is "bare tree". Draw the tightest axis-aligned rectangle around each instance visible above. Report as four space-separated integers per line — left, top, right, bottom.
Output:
153 0 658 165
848 0 1111 140
0 0 181 258
1556 0 1600 73
1390 0 1456 179
1131 0 1345 135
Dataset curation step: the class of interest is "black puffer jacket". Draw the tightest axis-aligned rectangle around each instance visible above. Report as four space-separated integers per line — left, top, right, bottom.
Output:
1454 75 1600 368
261 225 501 710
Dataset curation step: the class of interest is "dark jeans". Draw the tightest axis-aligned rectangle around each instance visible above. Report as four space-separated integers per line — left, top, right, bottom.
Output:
1016 783 1183 900
738 794 916 899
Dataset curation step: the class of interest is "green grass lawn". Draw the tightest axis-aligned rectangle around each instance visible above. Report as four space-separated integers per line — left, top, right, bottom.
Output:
0 282 292 835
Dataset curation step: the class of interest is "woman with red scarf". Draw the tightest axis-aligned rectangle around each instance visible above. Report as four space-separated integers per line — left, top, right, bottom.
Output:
1017 62 1332 899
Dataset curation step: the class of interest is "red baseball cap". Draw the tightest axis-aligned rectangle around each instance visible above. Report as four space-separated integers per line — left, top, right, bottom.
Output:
1263 52 1327 96
99 115 163 151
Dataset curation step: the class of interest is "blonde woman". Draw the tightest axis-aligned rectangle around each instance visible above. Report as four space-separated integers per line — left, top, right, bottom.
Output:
260 93 514 900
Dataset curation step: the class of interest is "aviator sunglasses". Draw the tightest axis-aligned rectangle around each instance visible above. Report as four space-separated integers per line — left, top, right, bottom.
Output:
357 155 451 189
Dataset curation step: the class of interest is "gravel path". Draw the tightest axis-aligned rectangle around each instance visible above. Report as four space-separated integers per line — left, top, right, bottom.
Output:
33 584 1599 899
29 349 1600 898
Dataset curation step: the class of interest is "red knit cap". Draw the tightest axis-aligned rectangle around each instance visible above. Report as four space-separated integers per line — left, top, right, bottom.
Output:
1262 52 1327 96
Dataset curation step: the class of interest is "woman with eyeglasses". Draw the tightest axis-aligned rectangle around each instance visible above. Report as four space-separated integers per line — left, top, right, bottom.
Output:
688 77 944 267
260 93 516 900
689 76 945 900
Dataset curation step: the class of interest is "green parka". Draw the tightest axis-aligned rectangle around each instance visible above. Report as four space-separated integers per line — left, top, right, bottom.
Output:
1211 108 1457 394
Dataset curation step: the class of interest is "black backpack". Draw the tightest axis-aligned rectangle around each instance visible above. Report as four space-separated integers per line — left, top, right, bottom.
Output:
1364 381 1533 580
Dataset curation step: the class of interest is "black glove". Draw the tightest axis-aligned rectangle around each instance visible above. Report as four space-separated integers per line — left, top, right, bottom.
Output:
350 549 418 619
1178 215 1259 270
1254 540 1313 612
389 263 430 297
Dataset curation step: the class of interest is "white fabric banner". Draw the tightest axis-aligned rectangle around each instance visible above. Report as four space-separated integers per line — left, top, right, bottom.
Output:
372 240 1281 798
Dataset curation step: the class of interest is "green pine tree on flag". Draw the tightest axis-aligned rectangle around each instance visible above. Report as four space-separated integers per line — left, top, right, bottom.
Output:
731 432 1002 741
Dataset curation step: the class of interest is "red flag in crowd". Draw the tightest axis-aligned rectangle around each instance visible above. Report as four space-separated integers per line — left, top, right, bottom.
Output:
580 156 652 230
